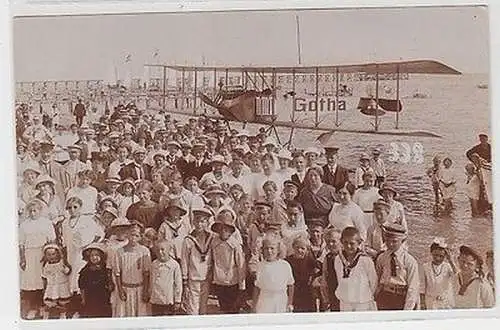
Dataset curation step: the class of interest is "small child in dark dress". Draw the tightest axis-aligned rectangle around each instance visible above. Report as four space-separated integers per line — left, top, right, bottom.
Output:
78 243 114 318
285 237 317 312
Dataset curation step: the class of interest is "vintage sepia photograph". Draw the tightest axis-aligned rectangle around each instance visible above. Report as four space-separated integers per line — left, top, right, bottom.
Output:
12 5 493 321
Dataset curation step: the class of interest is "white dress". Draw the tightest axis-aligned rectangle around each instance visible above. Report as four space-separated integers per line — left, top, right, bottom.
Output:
439 168 457 200
421 261 455 309
454 273 495 309
66 186 98 215
61 214 104 293
42 261 71 301
352 187 380 229
328 202 367 241
255 259 295 313
19 217 56 291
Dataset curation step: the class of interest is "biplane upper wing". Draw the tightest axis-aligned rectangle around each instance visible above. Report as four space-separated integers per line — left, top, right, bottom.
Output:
149 59 461 75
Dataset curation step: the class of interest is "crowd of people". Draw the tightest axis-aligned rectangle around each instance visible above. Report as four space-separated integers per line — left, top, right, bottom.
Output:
15 99 495 320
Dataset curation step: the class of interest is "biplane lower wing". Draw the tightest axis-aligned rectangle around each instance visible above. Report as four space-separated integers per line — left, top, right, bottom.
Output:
155 107 442 138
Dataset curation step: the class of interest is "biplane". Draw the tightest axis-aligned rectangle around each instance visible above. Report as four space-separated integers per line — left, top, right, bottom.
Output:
144 59 461 146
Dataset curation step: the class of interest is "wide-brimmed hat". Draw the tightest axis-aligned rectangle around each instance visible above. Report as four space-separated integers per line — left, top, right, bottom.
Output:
203 185 228 198
379 184 398 198
237 129 250 138
211 207 237 234
164 198 187 217
34 174 56 188
192 207 214 218
42 242 62 254
382 222 407 238
81 242 107 259
67 145 83 152
210 155 227 166
105 176 122 185
23 163 41 175
110 217 133 229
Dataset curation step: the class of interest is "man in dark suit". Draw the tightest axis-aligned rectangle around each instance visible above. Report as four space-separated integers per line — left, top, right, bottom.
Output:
182 142 212 180
322 146 349 191
118 146 152 181
73 99 86 127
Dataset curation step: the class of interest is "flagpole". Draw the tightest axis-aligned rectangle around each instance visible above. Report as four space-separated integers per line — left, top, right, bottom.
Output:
296 15 302 65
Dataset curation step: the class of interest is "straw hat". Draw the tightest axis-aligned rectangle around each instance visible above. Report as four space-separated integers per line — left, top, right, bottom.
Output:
42 242 62 254
379 184 399 198
81 242 107 259
105 176 122 185
110 217 133 229
360 152 370 160
210 155 227 166
432 237 448 249
192 207 214 218
164 198 188 217
23 163 41 176
34 174 56 188
382 222 407 238
211 207 237 234
203 185 228 198
277 149 293 160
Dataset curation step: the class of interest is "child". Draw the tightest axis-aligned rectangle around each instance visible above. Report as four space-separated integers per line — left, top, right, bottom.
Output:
158 198 190 262
285 237 316 312
354 153 375 189
149 240 182 316
253 236 295 313
234 194 253 252
181 207 215 315
141 227 159 261
65 169 98 215
104 217 132 317
335 227 378 311
117 179 139 218
281 201 309 257
308 221 328 311
371 149 386 188
465 163 481 217
420 238 457 310
426 155 443 215
439 157 457 214
365 199 389 259
378 184 407 230
78 243 114 318
112 225 152 317
98 177 123 207
455 245 494 308
322 227 342 311
208 211 246 314
41 243 72 319
19 200 57 319
375 223 419 310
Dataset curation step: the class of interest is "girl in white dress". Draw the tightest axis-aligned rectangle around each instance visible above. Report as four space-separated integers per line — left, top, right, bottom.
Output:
19 200 57 319
465 163 481 217
454 245 494 309
66 170 98 215
41 243 72 319
17 164 41 216
420 238 457 309
253 236 295 313
328 182 367 241
113 225 152 317
379 184 407 230
439 158 457 214
352 171 380 230
118 179 139 218
33 175 65 228
61 196 104 316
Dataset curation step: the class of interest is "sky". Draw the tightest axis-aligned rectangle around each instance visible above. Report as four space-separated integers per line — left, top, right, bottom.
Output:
12 6 489 82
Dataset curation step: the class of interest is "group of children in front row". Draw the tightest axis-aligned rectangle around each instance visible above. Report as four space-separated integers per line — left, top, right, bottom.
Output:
20 194 495 319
